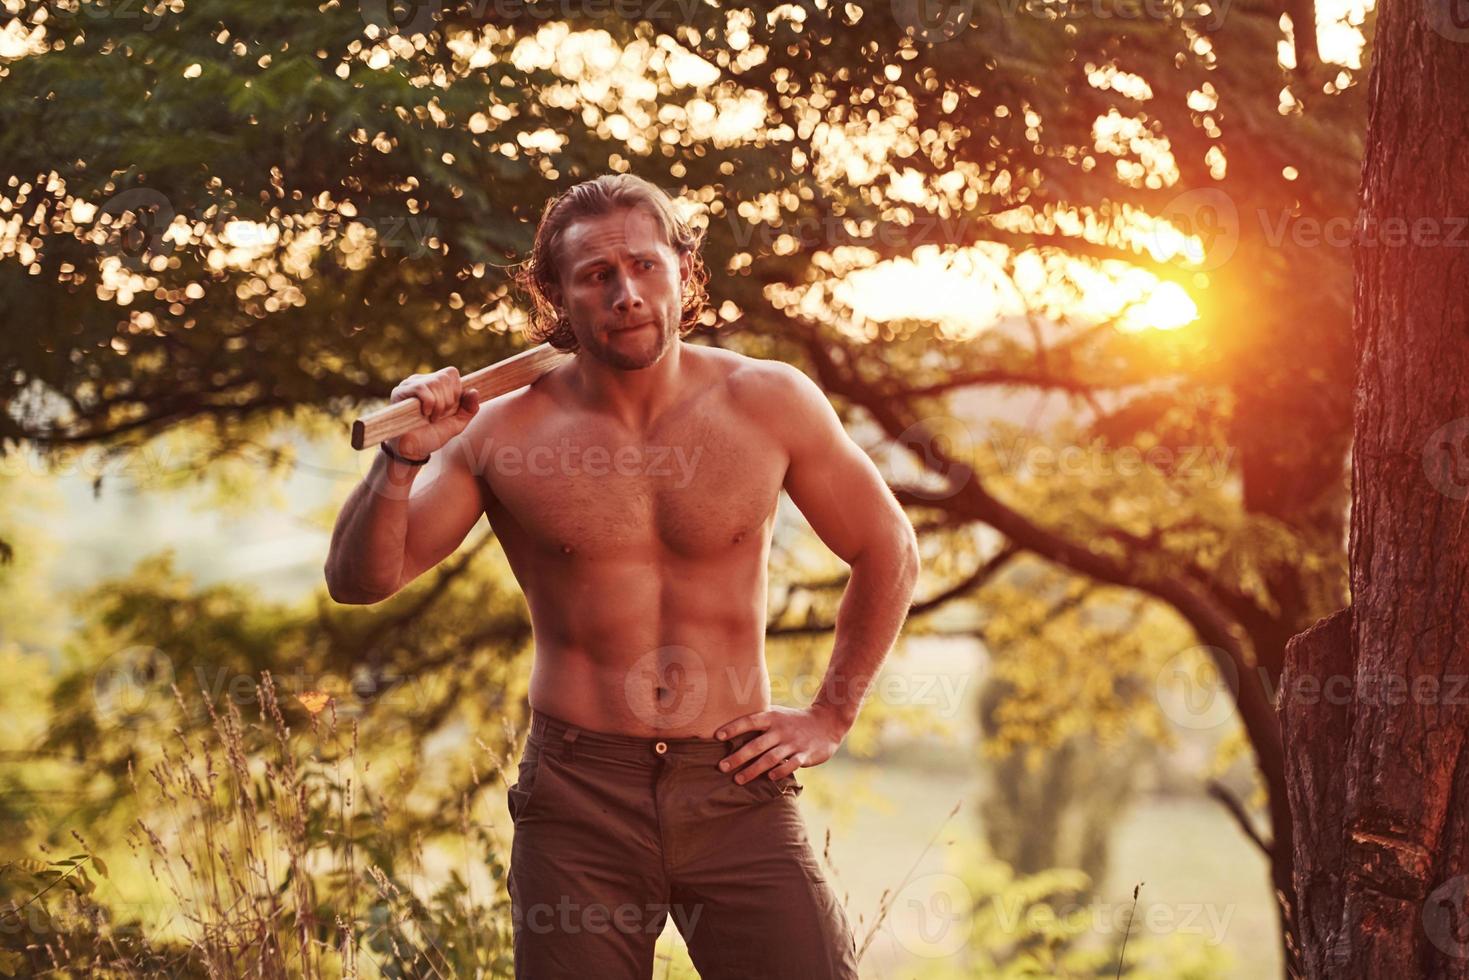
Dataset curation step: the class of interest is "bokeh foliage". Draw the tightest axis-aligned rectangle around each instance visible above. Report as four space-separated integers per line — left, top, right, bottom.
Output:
1 0 1370 972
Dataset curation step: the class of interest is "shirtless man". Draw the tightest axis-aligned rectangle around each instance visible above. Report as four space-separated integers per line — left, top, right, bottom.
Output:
324 174 921 979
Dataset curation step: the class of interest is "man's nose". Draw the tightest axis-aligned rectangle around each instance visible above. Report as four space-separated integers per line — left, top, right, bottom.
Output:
613 277 645 314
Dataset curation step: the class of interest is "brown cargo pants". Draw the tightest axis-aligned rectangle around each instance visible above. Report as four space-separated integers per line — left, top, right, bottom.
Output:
505 708 860 979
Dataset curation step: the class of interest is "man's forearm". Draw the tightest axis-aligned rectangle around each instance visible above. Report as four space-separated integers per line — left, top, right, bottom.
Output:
324 450 423 602
809 541 921 731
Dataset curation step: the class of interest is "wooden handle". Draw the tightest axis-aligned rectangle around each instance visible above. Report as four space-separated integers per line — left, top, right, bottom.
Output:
350 342 574 450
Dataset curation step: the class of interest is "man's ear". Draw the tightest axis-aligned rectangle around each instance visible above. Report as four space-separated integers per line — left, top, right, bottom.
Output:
678 250 693 289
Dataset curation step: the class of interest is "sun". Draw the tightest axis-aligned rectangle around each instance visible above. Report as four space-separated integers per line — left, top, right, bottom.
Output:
1118 281 1200 332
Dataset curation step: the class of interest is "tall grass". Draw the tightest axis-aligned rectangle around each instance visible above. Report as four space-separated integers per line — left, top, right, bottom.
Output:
1 671 515 978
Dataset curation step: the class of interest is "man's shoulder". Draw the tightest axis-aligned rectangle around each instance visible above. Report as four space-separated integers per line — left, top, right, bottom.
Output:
710 346 809 409
468 353 571 425
707 348 829 453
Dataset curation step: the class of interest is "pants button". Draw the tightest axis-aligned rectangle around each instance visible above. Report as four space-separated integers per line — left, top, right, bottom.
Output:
654 741 668 754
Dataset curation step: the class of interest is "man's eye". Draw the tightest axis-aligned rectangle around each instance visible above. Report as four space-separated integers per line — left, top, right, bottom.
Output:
641 260 657 270
593 271 609 282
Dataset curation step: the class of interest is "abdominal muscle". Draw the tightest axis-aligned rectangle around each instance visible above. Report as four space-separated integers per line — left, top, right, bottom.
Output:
527 645 771 739
517 559 774 738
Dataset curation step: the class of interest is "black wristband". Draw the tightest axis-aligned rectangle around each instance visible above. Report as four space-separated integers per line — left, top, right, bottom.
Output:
380 441 431 466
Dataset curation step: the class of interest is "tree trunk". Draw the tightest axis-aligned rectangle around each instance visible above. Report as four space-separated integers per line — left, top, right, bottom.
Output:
1281 1 1469 973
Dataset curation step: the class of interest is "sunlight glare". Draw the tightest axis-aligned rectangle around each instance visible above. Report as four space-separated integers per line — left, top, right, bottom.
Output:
1117 280 1199 332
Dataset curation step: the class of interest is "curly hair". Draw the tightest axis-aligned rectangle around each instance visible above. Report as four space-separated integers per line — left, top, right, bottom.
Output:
513 173 711 352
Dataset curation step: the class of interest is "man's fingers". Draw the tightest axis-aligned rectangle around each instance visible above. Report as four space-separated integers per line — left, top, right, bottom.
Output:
738 746 796 784
385 369 472 444
413 384 439 421
766 752 804 780
713 711 768 741
719 731 780 778
433 380 454 422
441 367 462 421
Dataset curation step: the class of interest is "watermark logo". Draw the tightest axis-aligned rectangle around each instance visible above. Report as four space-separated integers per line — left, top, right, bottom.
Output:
96 189 176 273
1424 0 1469 43
889 417 976 501
360 0 441 35
28 0 171 31
1424 875 1469 958
92 645 175 725
988 893 1236 944
1147 188 1238 271
891 0 975 42
364 869 447 956
354 435 451 501
1423 418 1469 500
623 646 709 730
1155 645 1238 730
511 895 694 936
889 872 973 957
990 436 1234 488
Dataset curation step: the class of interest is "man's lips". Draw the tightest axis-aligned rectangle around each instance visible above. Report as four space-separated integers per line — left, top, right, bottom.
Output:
610 322 654 334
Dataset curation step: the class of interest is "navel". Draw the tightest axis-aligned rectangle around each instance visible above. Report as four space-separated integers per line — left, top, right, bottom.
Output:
560 543 575 555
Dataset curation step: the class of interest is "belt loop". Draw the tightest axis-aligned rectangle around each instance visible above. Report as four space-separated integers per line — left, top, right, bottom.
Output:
562 727 579 764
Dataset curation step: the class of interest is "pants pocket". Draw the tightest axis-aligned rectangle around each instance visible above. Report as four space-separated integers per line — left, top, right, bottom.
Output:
507 740 547 824
738 769 802 803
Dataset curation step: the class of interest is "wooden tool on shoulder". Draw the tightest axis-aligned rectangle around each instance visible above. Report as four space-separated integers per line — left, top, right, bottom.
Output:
350 342 574 450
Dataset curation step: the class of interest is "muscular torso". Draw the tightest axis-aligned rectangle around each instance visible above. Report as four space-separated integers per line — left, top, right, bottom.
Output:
471 345 787 737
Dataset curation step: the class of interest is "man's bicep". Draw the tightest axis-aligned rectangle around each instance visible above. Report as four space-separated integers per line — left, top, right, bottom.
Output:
398 438 493 589
774 368 906 564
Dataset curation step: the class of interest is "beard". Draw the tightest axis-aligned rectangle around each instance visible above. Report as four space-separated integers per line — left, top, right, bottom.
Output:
580 315 676 371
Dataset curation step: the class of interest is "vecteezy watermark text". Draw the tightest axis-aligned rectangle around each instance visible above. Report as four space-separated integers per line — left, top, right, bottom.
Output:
511 896 701 936
457 439 704 487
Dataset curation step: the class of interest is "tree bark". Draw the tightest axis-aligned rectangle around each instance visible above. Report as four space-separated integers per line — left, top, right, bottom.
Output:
1282 0 1469 973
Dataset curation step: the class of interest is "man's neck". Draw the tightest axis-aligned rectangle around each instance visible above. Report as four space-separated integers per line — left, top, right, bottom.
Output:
567 338 690 434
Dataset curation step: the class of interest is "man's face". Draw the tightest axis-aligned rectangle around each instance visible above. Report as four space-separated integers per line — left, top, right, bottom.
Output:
552 206 692 371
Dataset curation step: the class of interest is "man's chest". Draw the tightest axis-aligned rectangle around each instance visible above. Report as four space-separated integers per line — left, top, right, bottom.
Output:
479 405 787 559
